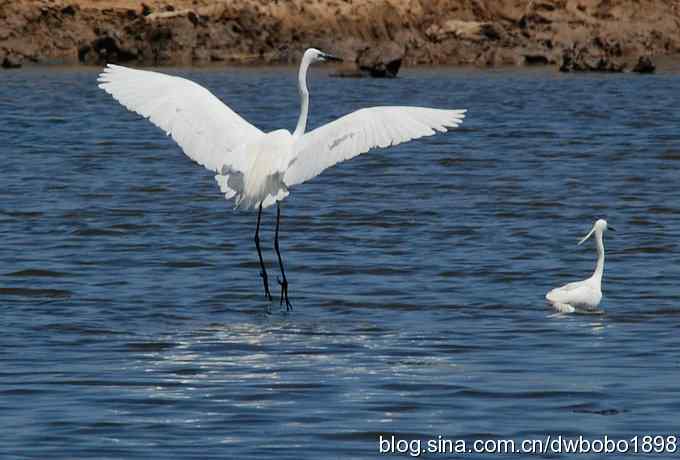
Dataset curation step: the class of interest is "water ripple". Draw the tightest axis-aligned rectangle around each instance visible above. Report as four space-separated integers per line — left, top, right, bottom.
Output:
1 66 680 460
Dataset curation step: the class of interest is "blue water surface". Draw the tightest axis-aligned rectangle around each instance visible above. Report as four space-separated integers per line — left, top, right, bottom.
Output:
1 62 680 459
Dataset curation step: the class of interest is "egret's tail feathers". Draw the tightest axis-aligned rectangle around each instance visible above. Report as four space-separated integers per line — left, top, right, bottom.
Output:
261 189 289 208
215 167 244 205
215 174 236 200
215 167 289 209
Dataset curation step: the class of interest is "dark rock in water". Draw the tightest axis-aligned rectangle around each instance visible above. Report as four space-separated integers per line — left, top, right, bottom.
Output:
356 43 404 78
632 55 655 73
559 44 625 72
2 54 23 69
595 57 625 72
524 54 550 65
558 47 577 71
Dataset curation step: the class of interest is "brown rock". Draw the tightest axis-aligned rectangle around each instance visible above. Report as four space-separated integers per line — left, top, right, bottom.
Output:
356 42 404 78
477 47 523 67
559 43 626 72
60 5 77 16
523 53 551 65
79 34 137 64
2 53 23 68
632 55 655 74
426 19 500 43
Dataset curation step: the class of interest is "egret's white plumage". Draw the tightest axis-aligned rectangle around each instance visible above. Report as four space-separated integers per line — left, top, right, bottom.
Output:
285 106 466 187
97 64 263 174
97 48 467 307
546 219 612 313
97 48 466 209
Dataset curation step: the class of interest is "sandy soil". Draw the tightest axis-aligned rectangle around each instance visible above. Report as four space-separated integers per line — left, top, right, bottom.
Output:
1 0 679 68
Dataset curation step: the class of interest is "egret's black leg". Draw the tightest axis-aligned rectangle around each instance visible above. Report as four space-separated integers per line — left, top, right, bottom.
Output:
275 203 292 311
254 202 273 302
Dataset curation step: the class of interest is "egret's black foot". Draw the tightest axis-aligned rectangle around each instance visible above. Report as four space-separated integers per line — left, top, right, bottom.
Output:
260 271 273 302
278 277 292 311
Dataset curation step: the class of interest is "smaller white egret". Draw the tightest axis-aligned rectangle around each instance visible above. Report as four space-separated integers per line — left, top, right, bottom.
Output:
545 219 614 313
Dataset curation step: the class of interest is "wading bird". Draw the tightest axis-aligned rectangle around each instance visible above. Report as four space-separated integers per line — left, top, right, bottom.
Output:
98 48 467 310
546 219 614 313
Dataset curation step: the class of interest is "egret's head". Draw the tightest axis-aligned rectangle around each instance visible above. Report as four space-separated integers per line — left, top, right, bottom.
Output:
578 218 614 245
595 219 610 232
304 48 342 64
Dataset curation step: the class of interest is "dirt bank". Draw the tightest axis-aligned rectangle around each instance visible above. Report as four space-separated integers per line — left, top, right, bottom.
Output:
1 0 679 68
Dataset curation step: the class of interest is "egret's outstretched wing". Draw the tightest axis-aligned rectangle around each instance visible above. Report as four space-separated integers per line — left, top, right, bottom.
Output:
284 106 466 186
98 64 263 173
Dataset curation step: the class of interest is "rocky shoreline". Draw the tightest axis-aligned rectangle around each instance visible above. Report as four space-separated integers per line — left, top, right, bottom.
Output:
2 0 679 71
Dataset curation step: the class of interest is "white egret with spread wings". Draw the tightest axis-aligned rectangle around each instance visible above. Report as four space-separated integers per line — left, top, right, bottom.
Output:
98 48 467 310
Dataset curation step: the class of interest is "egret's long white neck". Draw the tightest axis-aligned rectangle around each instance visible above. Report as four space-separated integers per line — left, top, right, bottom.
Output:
592 230 605 284
293 56 311 139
